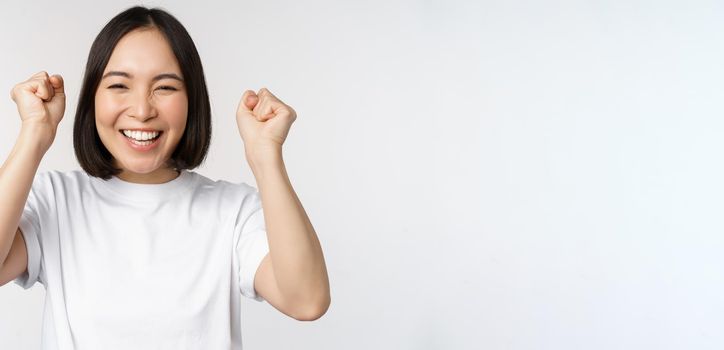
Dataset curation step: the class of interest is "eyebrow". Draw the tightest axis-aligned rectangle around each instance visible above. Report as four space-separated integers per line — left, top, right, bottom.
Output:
101 71 184 82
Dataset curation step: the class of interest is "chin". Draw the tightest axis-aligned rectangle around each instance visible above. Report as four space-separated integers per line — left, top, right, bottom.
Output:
119 162 163 175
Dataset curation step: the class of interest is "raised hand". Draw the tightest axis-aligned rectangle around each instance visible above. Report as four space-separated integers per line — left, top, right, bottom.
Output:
10 71 66 150
11 71 66 128
235 88 297 162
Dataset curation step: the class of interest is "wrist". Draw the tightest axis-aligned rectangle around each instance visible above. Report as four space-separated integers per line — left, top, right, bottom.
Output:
19 122 56 153
246 147 284 176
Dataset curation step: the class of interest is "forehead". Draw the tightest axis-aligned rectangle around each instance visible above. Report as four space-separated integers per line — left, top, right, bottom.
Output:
104 28 182 78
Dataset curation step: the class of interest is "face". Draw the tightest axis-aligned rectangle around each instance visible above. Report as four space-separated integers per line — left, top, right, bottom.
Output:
95 28 188 184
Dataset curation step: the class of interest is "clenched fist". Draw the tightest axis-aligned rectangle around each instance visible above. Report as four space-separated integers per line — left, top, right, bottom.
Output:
236 88 297 164
11 71 66 128
10 71 66 150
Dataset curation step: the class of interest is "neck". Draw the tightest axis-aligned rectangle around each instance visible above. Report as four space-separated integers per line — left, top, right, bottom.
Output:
116 167 180 184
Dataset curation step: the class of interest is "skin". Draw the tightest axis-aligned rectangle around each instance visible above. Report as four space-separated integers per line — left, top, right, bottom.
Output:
95 27 188 184
237 90 331 320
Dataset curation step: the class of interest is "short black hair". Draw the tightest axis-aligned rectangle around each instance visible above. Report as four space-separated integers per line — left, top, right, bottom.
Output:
73 5 211 180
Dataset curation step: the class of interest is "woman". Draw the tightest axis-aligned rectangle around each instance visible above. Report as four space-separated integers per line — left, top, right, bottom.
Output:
0 5 329 349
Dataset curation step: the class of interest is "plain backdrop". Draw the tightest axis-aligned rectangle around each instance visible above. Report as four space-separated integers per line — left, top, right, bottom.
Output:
1 0 723 349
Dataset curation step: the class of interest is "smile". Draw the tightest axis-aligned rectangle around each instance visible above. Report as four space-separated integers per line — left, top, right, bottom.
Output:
119 130 163 151
121 129 161 141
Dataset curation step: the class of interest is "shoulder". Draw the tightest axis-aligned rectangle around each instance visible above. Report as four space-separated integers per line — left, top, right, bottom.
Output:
184 172 260 206
188 172 258 196
184 173 262 228
25 169 91 209
30 169 90 191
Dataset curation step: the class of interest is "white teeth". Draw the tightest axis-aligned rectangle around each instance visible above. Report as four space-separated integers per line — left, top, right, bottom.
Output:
129 138 154 146
122 130 160 141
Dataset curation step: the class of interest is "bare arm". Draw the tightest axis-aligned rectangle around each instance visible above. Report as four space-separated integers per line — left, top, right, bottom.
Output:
0 229 28 286
235 88 330 321
0 126 48 272
0 71 65 275
251 151 330 321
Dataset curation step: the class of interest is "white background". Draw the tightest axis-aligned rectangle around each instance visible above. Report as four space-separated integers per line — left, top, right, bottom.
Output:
1 0 723 349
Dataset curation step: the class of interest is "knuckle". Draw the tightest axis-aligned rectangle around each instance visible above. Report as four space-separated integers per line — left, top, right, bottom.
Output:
10 84 24 99
32 71 48 79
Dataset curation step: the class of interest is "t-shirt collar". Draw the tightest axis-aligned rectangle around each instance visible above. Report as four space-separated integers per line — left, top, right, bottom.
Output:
92 169 195 202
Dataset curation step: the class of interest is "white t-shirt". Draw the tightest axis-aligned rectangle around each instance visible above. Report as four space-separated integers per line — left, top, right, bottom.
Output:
13 169 270 350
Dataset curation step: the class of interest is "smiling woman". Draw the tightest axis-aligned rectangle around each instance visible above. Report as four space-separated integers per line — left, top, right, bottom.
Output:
93 28 189 184
73 7 211 183
0 5 329 350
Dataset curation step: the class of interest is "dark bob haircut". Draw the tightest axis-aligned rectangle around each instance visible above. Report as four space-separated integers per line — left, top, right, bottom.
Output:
73 6 211 180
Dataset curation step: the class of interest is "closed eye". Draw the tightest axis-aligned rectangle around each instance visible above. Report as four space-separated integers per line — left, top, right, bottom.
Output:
107 84 177 91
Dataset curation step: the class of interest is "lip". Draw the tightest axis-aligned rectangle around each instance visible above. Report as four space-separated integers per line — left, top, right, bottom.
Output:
119 130 163 152
119 128 162 132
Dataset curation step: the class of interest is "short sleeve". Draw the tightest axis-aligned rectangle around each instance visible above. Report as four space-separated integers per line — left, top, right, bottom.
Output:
14 174 47 289
234 185 270 302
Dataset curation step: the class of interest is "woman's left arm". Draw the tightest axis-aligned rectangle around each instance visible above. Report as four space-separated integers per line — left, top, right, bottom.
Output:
236 88 330 321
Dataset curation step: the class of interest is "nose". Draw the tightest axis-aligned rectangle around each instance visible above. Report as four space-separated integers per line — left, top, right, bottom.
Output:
128 89 158 121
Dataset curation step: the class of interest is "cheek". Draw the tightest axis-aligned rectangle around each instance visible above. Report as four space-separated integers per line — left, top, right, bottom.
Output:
94 93 120 127
93 93 124 152
159 94 189 130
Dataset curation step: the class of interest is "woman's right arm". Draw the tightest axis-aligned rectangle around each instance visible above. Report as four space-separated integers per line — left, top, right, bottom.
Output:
0 71 65 286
